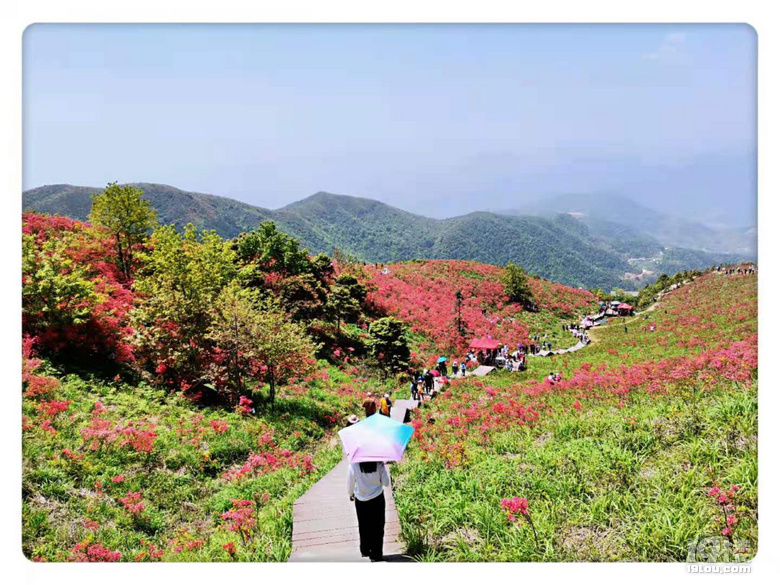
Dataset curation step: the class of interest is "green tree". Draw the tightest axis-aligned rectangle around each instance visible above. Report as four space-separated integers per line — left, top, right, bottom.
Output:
326 285 361 332
249 301 320 404
22 233 98 331
234 222 312 275
277 273 328 322
366 317 410 376
310 253 335 282
130 224 236 383
88 182 157 278
502 262 534 308
334 273 367 304
326 273 366 331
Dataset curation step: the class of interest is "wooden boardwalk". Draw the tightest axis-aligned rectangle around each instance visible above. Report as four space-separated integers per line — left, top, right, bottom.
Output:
289 370 496 562
390 399 419 422
288 459 405 562
289 401 418 562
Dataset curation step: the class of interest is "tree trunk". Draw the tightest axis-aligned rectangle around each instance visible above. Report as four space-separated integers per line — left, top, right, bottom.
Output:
268 375 276 405
115 234 128 279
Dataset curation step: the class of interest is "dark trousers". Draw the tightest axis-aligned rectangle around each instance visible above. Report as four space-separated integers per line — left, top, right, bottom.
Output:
354 492 385 560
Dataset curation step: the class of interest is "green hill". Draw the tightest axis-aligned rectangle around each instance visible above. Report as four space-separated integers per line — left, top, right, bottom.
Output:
22 183 747 290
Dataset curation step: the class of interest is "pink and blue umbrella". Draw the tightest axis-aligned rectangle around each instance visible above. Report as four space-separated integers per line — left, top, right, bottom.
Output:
338 413 414 463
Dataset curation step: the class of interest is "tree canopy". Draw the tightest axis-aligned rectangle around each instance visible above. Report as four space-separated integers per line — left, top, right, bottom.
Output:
366 317 410 376
501 262 535 308
88 183 157 278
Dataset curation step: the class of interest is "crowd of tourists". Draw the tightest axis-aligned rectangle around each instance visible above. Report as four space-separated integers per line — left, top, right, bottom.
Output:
717 264 756 276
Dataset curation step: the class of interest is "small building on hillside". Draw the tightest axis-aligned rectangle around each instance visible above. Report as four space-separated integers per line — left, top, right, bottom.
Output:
617 303 634 316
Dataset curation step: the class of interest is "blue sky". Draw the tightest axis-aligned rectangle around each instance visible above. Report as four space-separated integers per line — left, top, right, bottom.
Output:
23 24 756 225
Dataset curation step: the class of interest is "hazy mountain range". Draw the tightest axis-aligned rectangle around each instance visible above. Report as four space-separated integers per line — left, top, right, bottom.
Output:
22 183 754 291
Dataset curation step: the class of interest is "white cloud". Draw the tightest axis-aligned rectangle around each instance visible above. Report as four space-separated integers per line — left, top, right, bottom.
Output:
642 32 686 60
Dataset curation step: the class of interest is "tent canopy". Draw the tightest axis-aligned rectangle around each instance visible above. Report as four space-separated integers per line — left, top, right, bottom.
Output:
469 337 502 350
617 303 633 310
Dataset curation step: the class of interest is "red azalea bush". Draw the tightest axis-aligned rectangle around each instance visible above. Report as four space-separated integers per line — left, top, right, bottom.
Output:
22 213 136 365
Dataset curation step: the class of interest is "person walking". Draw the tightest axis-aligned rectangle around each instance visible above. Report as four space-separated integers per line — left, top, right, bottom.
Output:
379 393 392 417
460 361 467 377
424 370 434 394
348 461 390 562
362 392 377 417
451 360 459 377
410 379 418 401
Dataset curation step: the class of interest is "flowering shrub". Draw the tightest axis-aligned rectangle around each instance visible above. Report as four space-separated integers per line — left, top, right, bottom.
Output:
236 396 253 416
500 496 529 522
118 491 146 516
22 213 136 365
708 485 741 539
220 500 256 540
68 541 122 562
80 416 158 453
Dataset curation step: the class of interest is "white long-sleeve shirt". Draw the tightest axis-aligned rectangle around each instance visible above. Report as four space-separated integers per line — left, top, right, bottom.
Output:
347 462 390 501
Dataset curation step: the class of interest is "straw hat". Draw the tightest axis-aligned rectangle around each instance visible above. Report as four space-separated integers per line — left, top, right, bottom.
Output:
347 414 359 425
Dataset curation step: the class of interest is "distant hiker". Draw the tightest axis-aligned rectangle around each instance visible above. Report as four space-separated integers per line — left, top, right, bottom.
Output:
452 361 458 376
547 372 556 385
417 377 425 399
424 370 434 393
460 361 467 376
379 394 392 417
554 372 562 382
410 380 419 401
348 461 390 562
362 392 377 417
624 325 628 334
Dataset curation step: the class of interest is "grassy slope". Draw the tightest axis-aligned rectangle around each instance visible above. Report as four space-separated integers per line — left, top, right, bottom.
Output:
392 272 757 561
22 360 398 562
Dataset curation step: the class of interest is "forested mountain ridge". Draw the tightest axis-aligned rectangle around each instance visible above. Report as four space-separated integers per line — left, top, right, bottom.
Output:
23 183 747 290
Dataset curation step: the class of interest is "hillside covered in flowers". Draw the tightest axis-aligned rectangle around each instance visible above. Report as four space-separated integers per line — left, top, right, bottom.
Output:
361 260 598 360
21 187 757 562
392 270 757 561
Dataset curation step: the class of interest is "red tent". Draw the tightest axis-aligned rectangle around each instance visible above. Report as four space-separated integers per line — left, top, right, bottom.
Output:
617 303 633 310
469 337 502 350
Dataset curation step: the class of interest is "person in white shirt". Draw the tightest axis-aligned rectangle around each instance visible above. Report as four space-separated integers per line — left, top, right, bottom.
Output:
347 461 390 561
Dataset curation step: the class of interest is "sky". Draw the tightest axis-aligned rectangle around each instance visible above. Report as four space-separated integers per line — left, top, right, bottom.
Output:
23 24 757 226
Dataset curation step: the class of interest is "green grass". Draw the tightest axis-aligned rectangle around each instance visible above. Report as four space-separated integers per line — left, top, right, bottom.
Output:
393 273 758 561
